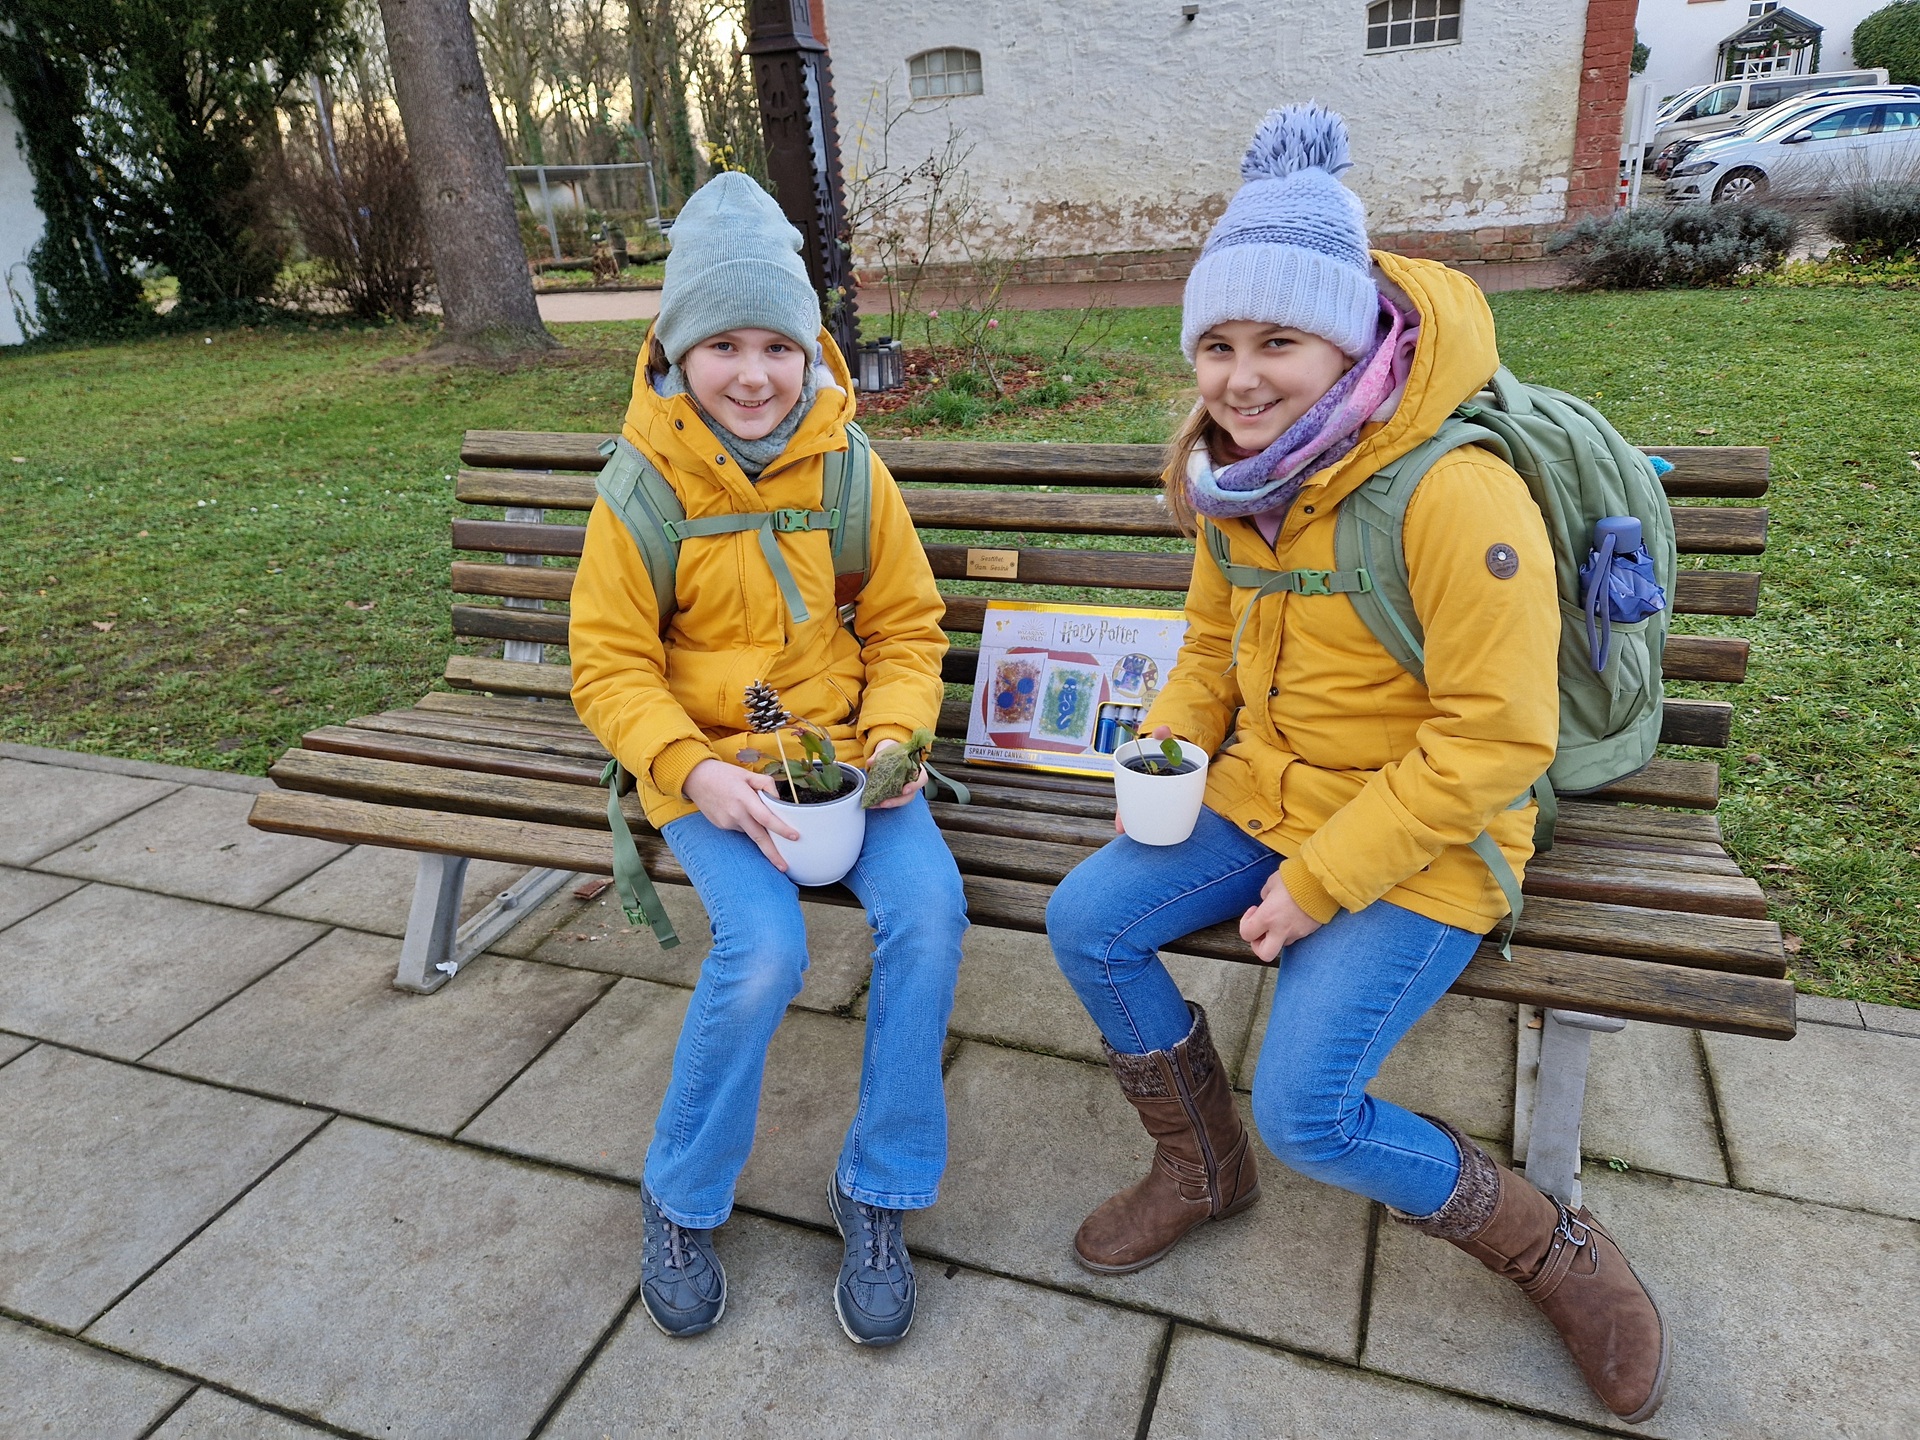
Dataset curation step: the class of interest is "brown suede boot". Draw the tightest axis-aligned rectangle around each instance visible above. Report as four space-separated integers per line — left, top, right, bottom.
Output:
1074 1004 1260 1274
1395 1118 1670 1424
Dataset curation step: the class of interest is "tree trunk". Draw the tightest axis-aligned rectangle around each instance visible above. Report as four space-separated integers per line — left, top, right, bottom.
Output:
379 0 553 355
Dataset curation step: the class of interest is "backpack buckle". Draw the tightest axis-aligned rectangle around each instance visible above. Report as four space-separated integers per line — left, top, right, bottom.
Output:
771 508 814 531
1294 570 1333 597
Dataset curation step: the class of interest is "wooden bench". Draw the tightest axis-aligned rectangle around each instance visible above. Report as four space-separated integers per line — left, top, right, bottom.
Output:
248 428 1794 1206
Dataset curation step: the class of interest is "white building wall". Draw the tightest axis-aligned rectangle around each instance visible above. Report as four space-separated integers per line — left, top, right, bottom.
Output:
1634 1 1888 109
1 81 45 345
829 0 1593 264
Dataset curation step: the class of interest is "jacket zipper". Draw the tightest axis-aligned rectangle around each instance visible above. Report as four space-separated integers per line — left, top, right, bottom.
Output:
1170 1054 1221 1213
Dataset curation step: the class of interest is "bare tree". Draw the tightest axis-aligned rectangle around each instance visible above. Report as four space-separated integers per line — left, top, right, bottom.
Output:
379 0 554 355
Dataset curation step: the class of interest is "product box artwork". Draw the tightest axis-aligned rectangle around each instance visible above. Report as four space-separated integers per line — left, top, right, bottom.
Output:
964 601 1190 776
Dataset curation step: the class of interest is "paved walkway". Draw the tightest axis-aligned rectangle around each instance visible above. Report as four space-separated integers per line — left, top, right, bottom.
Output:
1 739 1915 1439
535 261 1569 325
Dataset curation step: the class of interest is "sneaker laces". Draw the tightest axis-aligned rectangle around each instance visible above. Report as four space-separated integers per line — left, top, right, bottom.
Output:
664 1217 693 1272
858 1202 897 1275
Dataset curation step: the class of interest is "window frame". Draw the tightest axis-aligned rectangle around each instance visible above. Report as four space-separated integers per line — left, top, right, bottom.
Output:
906 47 984 101
1364 0 1463 55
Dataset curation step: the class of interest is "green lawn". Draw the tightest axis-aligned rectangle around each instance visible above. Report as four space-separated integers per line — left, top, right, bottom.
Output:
3 288 1916 1005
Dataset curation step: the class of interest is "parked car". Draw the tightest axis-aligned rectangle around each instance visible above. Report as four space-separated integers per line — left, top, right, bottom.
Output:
1647 69 1888 159
1653 85 1920 178
1664 98 1920 204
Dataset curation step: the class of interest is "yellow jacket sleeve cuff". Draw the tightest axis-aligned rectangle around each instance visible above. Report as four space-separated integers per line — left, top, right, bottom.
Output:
863 723 915 760
650 738 719 800
1279 856 1342 925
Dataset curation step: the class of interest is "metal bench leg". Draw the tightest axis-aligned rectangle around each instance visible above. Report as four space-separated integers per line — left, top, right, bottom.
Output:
1512 1006 1627 1208
394 856 577 995
502 505 547 663
396 854 469 994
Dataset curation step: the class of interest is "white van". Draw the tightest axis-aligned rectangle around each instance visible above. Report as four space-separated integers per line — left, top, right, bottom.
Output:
1649 69 1889 156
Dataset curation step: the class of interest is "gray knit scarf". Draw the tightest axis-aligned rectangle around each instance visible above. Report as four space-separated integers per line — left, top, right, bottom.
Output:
658 362 819 478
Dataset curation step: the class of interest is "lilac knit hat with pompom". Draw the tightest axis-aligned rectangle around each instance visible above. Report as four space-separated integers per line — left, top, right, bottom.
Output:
1180 104 1377 361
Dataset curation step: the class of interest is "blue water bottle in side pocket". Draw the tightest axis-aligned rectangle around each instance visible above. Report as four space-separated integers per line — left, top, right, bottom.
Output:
1578 515 1669 673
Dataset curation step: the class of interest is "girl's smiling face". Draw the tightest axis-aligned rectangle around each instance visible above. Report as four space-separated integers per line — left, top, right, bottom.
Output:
1194 321 1352 455
682 328 809 440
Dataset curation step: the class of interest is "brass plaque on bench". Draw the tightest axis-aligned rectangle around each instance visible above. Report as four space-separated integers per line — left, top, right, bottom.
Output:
966 548 1020 579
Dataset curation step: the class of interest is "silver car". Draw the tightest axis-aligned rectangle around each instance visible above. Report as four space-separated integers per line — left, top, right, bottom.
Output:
1664 97 1920 204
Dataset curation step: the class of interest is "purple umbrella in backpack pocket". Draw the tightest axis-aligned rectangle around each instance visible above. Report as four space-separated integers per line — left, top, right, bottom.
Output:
1579 515 1669 674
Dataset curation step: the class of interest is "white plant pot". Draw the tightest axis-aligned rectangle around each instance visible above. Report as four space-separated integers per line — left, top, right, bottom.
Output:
1112 738 1210 847
763 763 869 886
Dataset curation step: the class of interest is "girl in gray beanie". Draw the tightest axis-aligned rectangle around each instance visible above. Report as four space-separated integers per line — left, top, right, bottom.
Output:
1045 105 1671 1426
570 171 965 1351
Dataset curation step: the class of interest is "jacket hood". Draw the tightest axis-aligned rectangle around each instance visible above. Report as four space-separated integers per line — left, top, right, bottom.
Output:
1289 252 1501 515
620 329 857 507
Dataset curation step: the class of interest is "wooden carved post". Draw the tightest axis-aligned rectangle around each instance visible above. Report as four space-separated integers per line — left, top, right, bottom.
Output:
744 0 858 360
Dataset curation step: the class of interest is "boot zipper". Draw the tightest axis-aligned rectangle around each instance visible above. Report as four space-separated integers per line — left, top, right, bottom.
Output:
1170 1053 1222 1213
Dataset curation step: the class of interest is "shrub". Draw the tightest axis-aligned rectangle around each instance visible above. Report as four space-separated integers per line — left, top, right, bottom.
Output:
1854 0 1920 85
1823 180 1920 258
1548 205 1796 289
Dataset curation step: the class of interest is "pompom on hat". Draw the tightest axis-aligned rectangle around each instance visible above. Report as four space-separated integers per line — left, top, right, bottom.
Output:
1180 104 1378 362
651 172 823 364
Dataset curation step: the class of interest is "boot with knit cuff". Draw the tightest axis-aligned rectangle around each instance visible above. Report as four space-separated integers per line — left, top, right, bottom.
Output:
1393 1116 1670 1425
1074 1002 1261 1274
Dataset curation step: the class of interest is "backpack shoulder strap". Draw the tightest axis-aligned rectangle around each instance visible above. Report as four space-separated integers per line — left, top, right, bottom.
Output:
595 436 686 629
824 420 873 612
1333 413 1507 686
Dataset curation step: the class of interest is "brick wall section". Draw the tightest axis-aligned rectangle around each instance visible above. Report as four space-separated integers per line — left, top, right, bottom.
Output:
1567 0 1637 219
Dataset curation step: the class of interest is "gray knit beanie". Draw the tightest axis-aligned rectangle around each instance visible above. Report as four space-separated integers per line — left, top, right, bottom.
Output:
1181 104 1378 361
651 173 822 364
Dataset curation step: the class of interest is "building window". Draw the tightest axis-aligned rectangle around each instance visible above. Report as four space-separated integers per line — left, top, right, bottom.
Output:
908 48 983 100
1366 0 1462 52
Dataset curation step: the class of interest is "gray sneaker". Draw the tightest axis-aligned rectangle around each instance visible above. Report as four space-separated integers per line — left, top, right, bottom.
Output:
826 1174 916 1346
640 1188 725 1338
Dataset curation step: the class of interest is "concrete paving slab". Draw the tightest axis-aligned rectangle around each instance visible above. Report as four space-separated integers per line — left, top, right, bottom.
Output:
0 1032 32 1066
1241 987 1514 1145
545 1212 1165 1439
1703 1024 1920 1219
0 1315 188 1439
262 845 533 937
35 785 344 908
148 1388 334 1439
936 923 1264 1069
0 866 83 931
465 980 870 1227
1860 1000 1920 1037
0 886 324 1060
1583 1024 1727 1184
0 741 269 794
0 1046 325 1332
91 1118 642 1440
1148 1327 1594 1439
528 882 873 1012
1794 993 1864 1028
146 928 610 1135
1362 1168 1920 1437
918 1042 1371 1358
0 757 175 867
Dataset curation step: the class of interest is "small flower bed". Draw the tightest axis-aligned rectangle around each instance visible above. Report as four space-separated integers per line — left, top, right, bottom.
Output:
857 347 1123 431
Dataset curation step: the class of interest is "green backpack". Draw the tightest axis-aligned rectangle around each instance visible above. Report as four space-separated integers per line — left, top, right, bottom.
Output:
1203 367 1676 952
587 424 876 948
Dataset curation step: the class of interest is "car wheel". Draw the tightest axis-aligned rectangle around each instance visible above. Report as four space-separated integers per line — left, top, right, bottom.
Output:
1713 168 1769 204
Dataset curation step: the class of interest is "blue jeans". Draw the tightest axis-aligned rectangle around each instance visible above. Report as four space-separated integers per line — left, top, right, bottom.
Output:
1046 806 1480 1216
648 793 967 1228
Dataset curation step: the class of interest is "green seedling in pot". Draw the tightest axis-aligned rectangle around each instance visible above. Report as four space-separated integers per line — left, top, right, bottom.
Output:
861 727 935 809
1141 735 1187 774
743 679 852 803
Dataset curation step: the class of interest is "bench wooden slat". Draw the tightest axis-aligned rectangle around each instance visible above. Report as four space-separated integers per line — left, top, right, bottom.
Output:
453 493 1764 556
449 552 1760 622
415 690 586 727
446 655 574 698
247 788 1792 1037
268 753 1780 973
301 726 605 786
342 710 607 760
457 435 1767 500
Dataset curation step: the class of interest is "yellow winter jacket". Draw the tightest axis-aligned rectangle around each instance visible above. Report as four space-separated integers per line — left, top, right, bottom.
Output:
569 334 948 829
1148 252 1560 934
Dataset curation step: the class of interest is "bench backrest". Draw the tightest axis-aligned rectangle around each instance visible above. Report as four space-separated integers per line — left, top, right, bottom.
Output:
445 432 1767 813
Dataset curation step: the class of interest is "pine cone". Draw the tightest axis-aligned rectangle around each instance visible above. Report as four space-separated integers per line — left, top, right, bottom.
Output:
744 679 793 734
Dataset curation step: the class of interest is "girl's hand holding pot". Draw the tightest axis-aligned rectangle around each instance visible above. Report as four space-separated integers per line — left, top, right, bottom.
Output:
1241 870 1322 963
683 758 801 869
